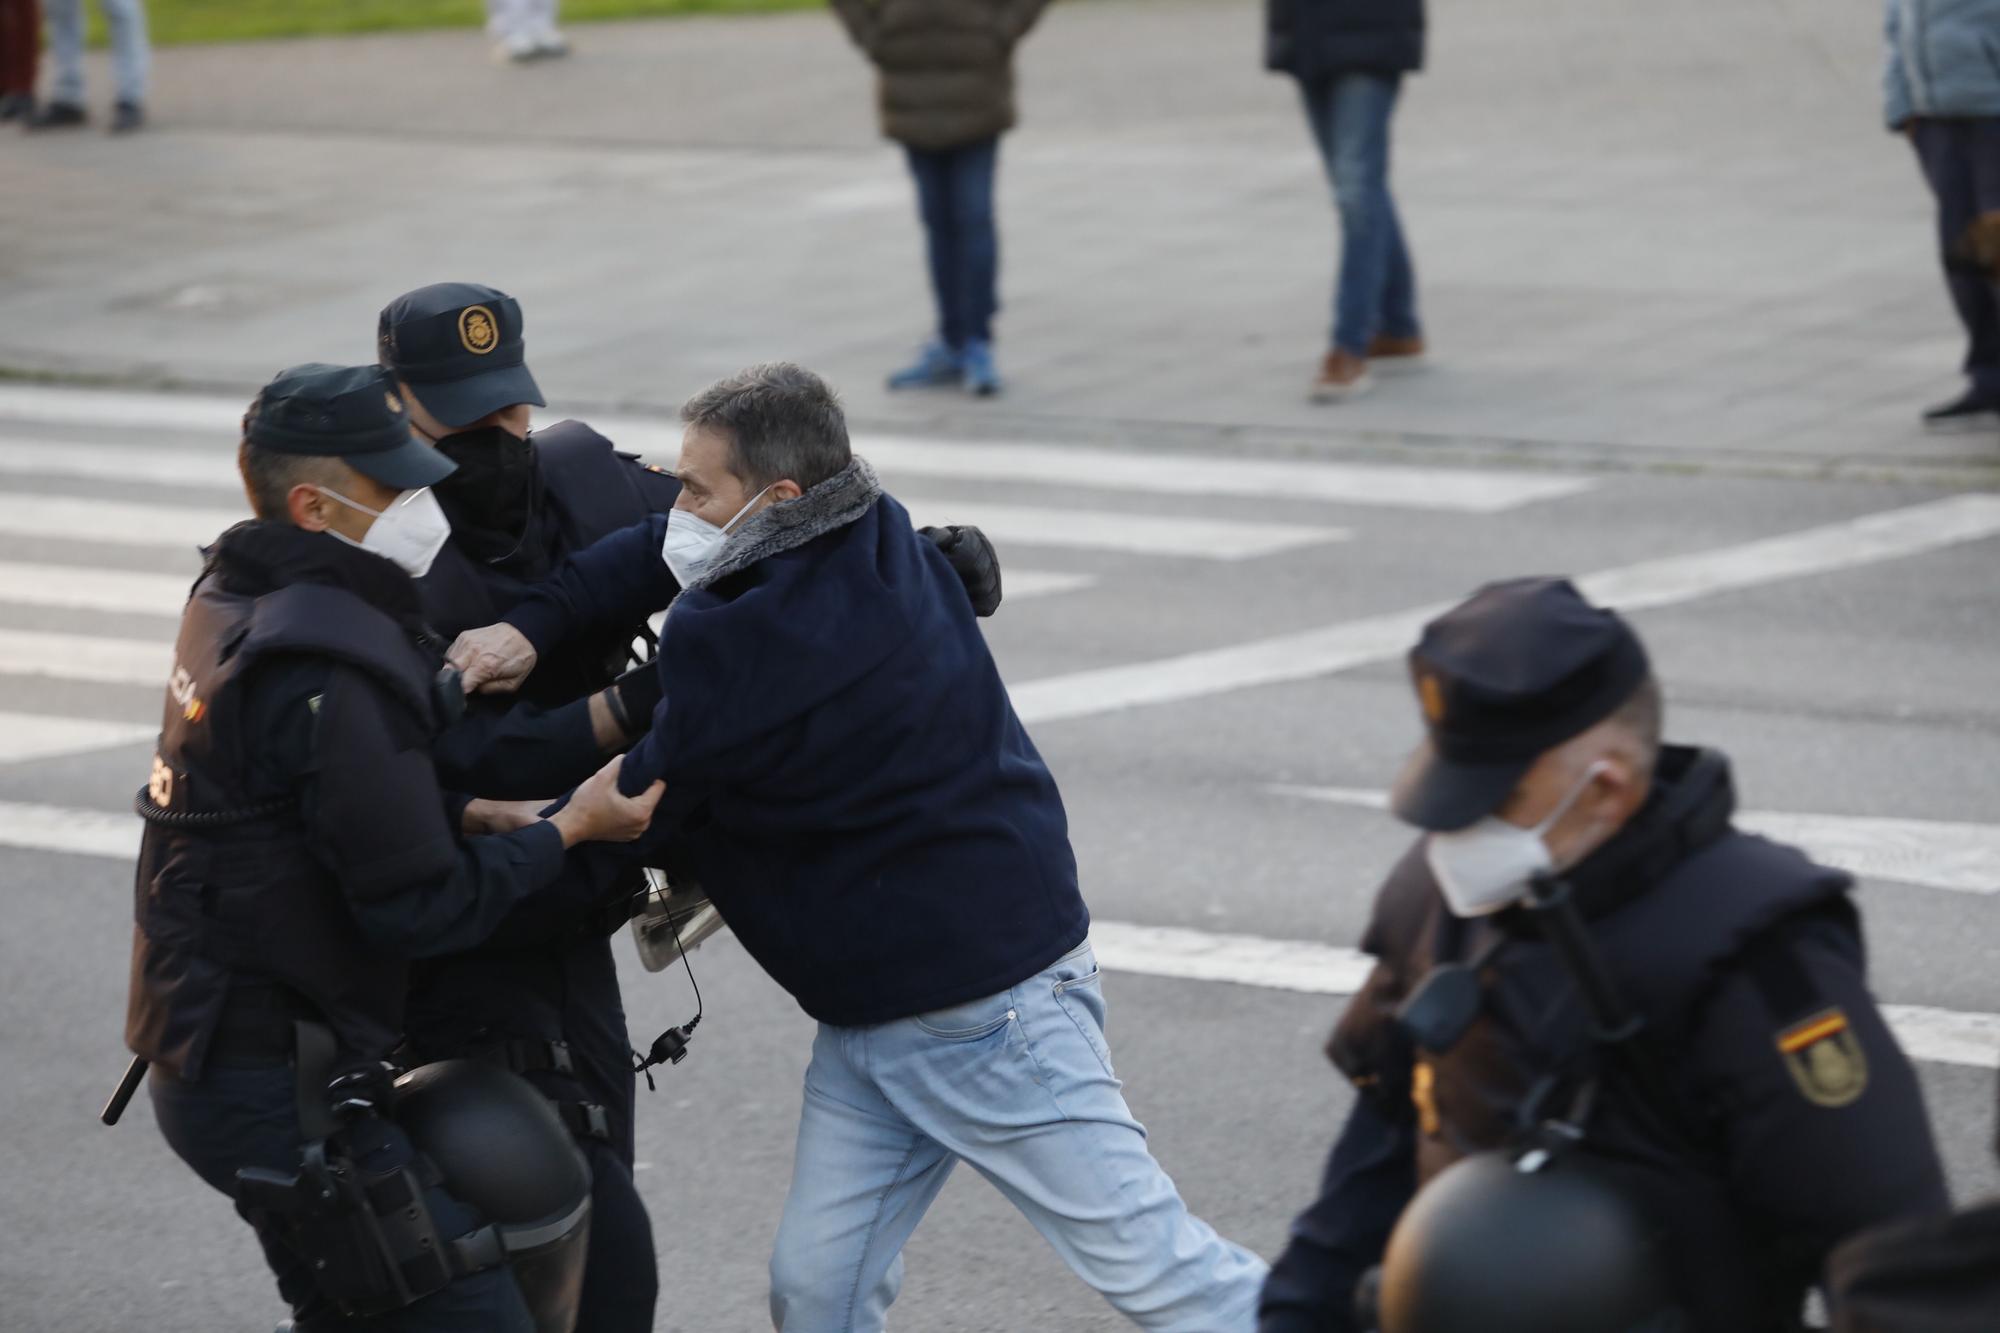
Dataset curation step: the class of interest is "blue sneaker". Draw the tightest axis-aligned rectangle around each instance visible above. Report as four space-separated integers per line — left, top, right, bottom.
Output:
961 339 1002 397
887 340 963 391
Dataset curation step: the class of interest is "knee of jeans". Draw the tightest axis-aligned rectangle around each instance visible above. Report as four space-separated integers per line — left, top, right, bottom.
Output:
768 1228 834 1313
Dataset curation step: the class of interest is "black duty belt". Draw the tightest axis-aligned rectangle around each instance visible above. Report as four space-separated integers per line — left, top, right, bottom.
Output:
207 983 314 1066
463 1037 611 1143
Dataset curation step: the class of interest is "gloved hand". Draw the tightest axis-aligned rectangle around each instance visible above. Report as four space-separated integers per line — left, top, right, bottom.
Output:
923 524 1002 617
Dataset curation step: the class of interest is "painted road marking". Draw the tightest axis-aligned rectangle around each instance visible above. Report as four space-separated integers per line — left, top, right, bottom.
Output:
1268 785 2000 897
0 561 194 616
1011 495 2000 723
3 803 1990 1073
0 713 153 765
0 389 1595 513
902 500 1348 560
1006 571 1099 600
0 628 170 687
0 494 239 550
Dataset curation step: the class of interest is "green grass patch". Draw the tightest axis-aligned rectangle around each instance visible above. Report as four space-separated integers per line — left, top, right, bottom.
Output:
106 0 822 47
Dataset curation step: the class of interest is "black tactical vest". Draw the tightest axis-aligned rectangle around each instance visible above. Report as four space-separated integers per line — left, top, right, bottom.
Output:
417 420 679 709
1332 747 1854 1328
126 576 441 1080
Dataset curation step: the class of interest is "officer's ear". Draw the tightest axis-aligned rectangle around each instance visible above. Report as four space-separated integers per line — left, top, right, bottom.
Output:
1587 755 1650 827
288 483 334 533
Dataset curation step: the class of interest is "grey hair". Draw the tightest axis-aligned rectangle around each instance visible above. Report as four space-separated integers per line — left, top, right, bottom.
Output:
680 363 851 493
1608 674 1664 773
237 440 347 519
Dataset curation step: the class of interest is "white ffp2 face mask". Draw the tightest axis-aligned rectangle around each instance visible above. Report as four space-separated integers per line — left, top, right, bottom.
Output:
1424 760 1610 918
317 485 452 579
660 486 771 588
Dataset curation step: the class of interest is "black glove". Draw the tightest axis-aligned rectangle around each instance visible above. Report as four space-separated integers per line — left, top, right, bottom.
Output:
605 660 664 737
923 524 1002 617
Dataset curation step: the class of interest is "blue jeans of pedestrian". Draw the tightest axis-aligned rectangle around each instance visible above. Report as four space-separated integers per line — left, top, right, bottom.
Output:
44 0 149 105
1298 72 1418 357
767 940 1269 1333
1910 116 2000 398
148 1062 535 1332
905 136 1001 349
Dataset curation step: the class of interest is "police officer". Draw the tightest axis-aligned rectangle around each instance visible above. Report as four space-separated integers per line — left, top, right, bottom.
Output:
129 363 664 1331
374 281 1006 1333
1258 578 1951 1333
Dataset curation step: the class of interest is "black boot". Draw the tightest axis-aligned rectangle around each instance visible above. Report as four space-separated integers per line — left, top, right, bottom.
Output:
25 100 86 130
110 101 145 133
1921 387 2000 430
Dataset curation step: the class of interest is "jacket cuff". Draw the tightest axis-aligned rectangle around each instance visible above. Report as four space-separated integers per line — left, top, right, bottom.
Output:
508 817 569 886
502 596 571 657
442 790 474 836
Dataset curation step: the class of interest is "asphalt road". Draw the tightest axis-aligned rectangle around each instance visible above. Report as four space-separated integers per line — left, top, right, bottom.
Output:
0 382 1995 1332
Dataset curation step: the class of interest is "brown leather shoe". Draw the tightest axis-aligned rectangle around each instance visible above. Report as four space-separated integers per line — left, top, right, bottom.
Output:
1366 333 1426 362
1311 349 1373 402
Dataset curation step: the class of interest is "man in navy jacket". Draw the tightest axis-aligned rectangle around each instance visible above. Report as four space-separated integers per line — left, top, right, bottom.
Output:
448 363 1269 1332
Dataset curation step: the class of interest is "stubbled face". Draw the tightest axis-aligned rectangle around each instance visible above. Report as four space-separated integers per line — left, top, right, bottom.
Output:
1489 740 1648 871
672 423 763 527
291 458 403 544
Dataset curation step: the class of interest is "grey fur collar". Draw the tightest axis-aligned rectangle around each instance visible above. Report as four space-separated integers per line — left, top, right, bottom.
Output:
681 456 882 596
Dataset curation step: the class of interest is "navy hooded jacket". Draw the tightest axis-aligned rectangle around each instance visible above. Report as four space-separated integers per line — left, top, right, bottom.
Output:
504 479 1088 1027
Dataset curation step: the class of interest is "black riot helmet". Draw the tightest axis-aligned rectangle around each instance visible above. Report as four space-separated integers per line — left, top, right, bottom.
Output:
1377 1151 1680 1333
393 1061 593 1333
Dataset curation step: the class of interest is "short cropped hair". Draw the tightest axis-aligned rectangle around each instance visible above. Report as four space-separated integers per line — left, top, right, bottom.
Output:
680 363 851 493
1610 674 1664 773
237 440 344 519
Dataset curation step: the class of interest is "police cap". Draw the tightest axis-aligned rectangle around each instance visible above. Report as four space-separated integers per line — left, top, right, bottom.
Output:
377 282 545 429
245 362 455 491
1390 577 1650 832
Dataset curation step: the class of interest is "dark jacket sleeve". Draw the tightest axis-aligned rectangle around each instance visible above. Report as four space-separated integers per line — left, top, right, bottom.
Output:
1261 1093 1418 1333
829 0 876 50
430 694 604 800
295 663 569 959
503 513 675 657
1688 909 1951 1262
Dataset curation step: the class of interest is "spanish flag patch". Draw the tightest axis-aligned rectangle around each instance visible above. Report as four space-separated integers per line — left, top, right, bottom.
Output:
1776 1008 1869 1108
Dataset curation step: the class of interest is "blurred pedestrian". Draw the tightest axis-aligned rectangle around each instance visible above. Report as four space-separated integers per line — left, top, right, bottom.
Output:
1886 0 2000 430
487 0 567 63
1265 0 1425 402
28 0 147 132
0 0 37 121
831 0 1052 398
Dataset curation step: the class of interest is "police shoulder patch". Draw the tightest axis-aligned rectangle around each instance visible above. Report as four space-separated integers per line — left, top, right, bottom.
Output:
1776 1007 1868 1108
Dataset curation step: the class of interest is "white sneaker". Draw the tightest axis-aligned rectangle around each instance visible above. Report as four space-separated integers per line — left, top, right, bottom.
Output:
532 27 570 57
493 31 540 63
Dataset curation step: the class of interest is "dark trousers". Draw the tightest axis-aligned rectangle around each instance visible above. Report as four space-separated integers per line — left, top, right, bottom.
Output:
905 136 1001 349
1910 116 2000 398
1297 71 1419 357
0 0 39 97
148 1062 536 1332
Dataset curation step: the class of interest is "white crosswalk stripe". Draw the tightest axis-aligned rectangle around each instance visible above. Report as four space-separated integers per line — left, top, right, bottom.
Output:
0 493 239 550
1268 785 2000 898
0 628 170 686
0 712 154 764
0 561 194 616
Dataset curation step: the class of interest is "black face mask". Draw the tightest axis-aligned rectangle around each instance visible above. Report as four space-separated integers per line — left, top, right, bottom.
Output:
433 425 537 564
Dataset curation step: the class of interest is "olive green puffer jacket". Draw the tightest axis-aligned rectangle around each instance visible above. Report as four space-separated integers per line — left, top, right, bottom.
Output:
830 0 1053 151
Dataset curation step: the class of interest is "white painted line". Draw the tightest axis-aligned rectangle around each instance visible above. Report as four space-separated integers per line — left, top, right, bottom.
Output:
0 438 236 488
903 500 1347 559
0 390 1595 514
0 713 154 764
0 384 244 433
1088 921 1997 1070
0 800 140 859
1012 496 2000 724
860 440 1594 514
0 494 238 550
0 628 170 686
1269 785 2000 897
0 561 193 616
1005 570 1098 601
0 797 1987 1070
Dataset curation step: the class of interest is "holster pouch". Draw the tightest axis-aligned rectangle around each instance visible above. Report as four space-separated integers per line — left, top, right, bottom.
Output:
236 1139 460 1316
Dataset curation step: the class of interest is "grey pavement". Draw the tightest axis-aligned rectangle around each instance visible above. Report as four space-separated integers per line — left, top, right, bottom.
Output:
3 0 1997 480
5 2 2000 1331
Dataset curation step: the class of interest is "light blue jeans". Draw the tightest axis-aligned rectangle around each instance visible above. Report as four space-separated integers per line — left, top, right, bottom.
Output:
44 0 150 105
769 941 1267 1332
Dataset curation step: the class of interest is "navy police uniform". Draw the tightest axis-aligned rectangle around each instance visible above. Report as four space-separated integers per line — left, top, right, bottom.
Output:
378 282 1008 1333
130 366 601 1331
1259 579 1950 1333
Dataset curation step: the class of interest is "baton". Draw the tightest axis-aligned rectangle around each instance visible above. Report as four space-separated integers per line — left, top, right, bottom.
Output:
101 1055 148 1126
